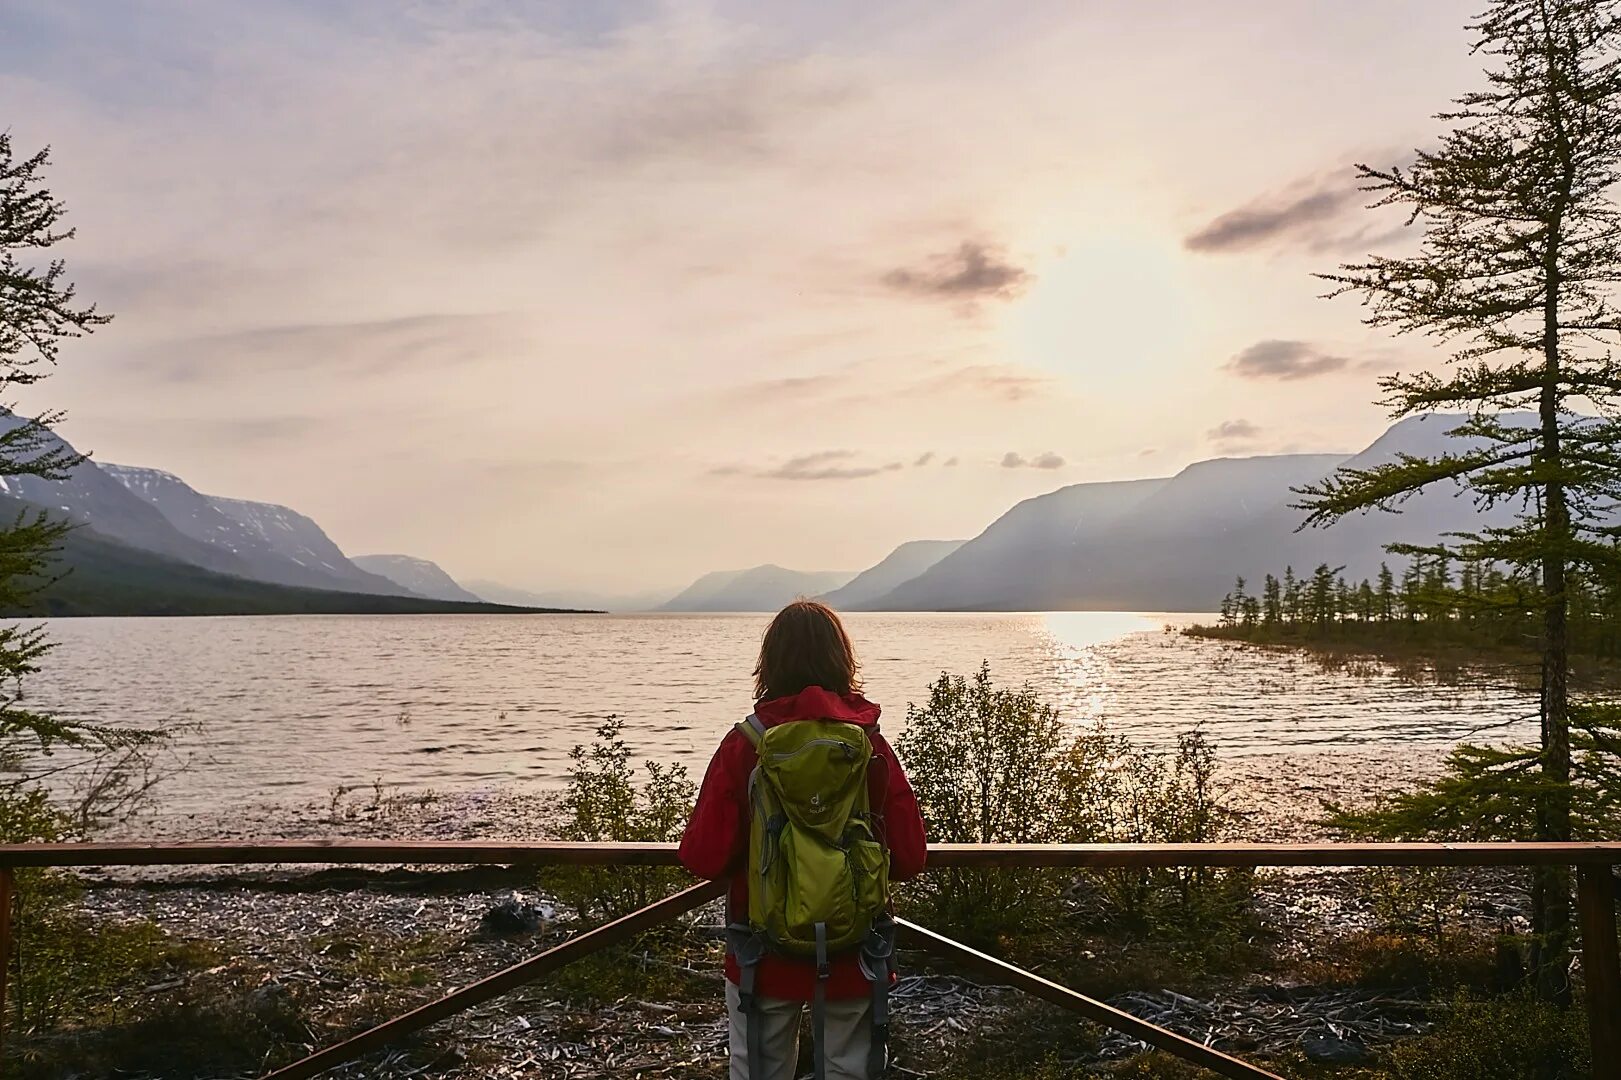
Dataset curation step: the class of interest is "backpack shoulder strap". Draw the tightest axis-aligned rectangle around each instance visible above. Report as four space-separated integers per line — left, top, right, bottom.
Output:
736 713 767 749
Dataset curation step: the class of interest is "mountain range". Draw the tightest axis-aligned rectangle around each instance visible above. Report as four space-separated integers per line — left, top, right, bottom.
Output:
842 413 1529 611
0 411 1545 616
0 413 577 616
352 555 484 603
658 565 856 612
645 412 1541 613
819 540 966 609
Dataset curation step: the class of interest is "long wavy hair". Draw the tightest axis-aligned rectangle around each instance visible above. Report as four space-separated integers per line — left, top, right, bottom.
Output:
753 599 861 701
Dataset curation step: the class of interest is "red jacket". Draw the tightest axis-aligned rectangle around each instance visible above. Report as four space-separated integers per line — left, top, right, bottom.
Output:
678 687 927 1001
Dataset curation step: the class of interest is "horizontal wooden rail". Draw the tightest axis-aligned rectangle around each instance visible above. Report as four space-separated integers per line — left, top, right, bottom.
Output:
0 840 1613 1079
4 839 1621 869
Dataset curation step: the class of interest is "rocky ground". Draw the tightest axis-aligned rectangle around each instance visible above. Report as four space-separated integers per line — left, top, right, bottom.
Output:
25 751 1534 1080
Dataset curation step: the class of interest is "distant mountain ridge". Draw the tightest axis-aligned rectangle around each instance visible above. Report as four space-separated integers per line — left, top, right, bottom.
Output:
353 555 483 603
659 565 855 612
102 464 404 595
0 411 571 616
0 409 1548 617
870 477 1173 611
0 416 257 578
466 580 674 613
204 495 403 595
0 494 568 617
850 414 1544 611
819 540 964 609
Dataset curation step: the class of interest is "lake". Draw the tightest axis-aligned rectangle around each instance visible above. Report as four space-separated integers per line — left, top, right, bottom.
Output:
24 612 1533 820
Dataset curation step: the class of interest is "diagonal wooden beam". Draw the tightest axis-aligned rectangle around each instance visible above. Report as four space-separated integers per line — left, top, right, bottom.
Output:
261 878 726 1080
896 917 1285 1080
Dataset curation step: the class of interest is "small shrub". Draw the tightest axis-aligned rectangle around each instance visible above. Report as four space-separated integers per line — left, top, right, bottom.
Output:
895 664 1074 945
1298 928 1499 995
548 716 696 921
1066 728 1250 933
1381 995 1588 1080
896 663 1252 950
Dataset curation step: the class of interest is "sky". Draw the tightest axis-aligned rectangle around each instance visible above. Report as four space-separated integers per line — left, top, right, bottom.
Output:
1 0 1488 594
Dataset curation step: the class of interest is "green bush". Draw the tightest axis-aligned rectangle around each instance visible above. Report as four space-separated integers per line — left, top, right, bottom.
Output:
896 663 1251 949
547 716 696 921
895 664 1075 944
1381 995 1588 1080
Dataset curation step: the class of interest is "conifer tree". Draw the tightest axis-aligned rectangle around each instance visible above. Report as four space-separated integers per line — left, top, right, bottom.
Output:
1262 573 1283 625
1377 563 1398 622
1357 579 1377 622
0 135 128 794
1295 0 1621 999
1283 566 1303 625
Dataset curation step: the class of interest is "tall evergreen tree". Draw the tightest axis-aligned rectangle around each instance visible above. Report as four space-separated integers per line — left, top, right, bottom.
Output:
1283 566 1303 625
1376 563 1398 622
1295 0 1621 1000
1262 573 1283 625
0 135 125 786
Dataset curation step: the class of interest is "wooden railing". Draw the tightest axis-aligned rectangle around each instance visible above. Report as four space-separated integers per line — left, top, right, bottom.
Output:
0 841 1616 1080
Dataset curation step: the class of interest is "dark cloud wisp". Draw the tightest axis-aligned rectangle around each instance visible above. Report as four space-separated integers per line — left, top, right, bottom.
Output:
883 242 1031 302
1227 339 1348 381
1185 157 1419 256
1185 185 1353 254
714 450 905 481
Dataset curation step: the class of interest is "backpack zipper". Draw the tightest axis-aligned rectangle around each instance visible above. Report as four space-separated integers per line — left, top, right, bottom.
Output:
767 738 860 763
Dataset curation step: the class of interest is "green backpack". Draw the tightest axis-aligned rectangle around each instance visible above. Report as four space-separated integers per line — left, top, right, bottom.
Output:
728 713 898 1080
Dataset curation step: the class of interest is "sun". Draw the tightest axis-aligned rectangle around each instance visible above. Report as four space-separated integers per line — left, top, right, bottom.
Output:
999 228 1197 389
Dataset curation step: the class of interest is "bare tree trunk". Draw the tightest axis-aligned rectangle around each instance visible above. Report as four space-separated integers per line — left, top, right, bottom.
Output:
1535 148 1574 1002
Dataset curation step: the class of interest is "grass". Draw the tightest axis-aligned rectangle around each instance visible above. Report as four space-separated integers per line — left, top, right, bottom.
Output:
541 929 723 1006
309 928 458 989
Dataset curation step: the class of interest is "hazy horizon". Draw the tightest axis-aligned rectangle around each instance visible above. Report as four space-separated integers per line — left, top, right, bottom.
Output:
2 1 1482 593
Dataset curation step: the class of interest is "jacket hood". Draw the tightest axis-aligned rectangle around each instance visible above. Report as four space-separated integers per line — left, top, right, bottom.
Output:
753 687 881 727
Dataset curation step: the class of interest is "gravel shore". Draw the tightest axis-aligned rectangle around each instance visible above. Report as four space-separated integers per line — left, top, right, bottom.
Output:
40 746 1529 1079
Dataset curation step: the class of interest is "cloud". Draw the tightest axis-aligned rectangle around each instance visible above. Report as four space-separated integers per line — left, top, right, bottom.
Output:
1185 159 1417 256
1207 419 1261 443
1001 450 1066 469
1185 185 1353 254
1227 339 1349 380
727 373 844 402
883 242 1031 303
138 314 517 384
943 456 959 467
913 451 935 467
910 363 1051 403
714 450 905 481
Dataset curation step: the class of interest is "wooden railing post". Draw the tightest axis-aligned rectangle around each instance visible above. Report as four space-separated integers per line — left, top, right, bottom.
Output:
0 866 11 1060
1578 865 1621 1080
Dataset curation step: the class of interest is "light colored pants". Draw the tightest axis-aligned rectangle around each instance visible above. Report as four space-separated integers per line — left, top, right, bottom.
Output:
726 981 873 1080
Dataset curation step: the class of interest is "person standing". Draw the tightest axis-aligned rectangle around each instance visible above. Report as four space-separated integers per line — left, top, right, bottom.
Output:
679 600 927 1080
